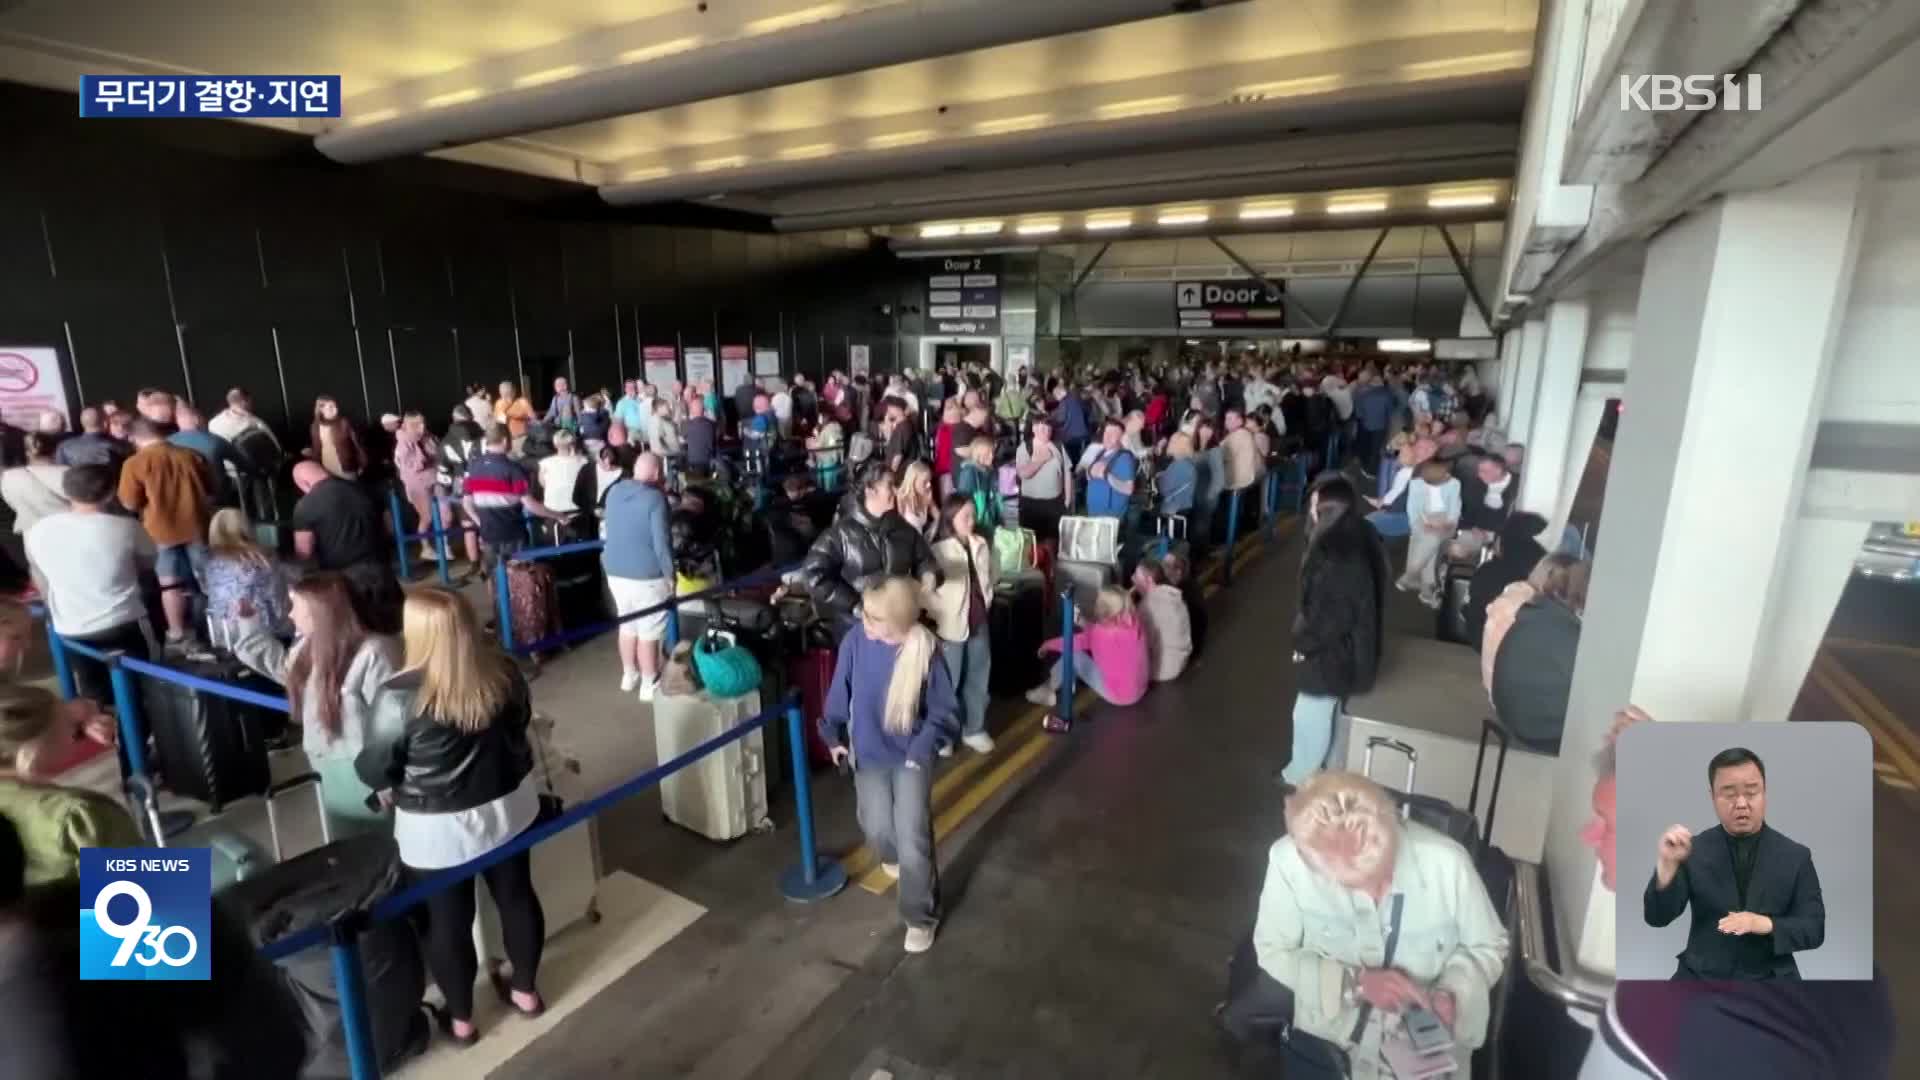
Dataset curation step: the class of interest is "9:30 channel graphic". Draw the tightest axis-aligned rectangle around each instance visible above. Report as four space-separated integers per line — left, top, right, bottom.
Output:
78 848 212 981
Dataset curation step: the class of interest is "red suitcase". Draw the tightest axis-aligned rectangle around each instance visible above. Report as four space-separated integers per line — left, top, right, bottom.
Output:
787 645 836 768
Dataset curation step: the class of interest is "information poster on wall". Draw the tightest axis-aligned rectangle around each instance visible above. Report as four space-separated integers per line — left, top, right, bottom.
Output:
848 343 870 376
1005 344 1031 372
753 347 781 377
0 346 71 428
682 346 715 388
924 255 1001 335
720 345 751 394
642 345 678 389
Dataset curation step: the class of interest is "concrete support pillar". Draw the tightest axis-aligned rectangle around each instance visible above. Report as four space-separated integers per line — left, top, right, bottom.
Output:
1544 159 1874 976
1550 384 1612 544
1494 322 1526 428
1517 300 1590 514
1505 314 1548 444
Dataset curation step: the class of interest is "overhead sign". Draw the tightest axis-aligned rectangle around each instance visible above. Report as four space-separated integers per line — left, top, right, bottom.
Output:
926 256 1000 335
720 346 752 395
641 345 678 389
1175 279 1285 329
0 346 72 428
752 347 781 377
848 344 870 376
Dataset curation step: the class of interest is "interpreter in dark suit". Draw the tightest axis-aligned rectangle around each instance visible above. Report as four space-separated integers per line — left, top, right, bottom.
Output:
1644 747 1826 980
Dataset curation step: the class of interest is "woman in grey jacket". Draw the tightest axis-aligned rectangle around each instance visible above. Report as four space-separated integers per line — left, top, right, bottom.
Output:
232 571 403 836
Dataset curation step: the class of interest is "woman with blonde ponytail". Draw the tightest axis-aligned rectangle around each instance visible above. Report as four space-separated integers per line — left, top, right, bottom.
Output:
821 576 958 954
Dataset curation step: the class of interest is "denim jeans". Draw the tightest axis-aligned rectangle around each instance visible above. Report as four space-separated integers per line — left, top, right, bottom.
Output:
1282 692 1342 785
1365 509 1410 538
941 629 992 739
1051 653 1109 701
854 764 938 928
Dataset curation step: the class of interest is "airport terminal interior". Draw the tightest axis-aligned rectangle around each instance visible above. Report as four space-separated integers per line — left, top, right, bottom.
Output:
1 1 1917 1078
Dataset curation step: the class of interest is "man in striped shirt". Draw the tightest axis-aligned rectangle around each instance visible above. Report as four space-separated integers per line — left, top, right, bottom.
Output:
462 425 567 575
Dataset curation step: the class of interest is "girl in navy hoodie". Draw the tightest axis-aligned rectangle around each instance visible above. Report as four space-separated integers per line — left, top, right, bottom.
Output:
821 576 959 954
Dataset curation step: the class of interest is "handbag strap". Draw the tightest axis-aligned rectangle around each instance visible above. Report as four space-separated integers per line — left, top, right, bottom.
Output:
1348 892 1406 1043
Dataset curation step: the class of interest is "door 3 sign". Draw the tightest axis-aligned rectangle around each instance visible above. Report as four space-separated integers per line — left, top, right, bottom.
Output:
1175 280 1285 329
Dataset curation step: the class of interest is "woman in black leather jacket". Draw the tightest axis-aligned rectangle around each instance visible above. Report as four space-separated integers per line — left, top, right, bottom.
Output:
795 463 937 640
356 587 546 1047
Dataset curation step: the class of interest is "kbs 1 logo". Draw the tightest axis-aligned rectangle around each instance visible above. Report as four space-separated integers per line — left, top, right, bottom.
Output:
79 848 212 981
1619 74 1762 113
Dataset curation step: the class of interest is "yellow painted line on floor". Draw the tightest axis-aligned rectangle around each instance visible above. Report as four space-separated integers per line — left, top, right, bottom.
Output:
1874 760 1918 791
1819 651 1920 764
1824 637 1920 659
1808 659 1920 794
838 710 1043 881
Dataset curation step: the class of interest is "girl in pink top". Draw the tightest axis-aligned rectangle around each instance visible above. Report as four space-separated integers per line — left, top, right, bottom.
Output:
1028 585 1150 731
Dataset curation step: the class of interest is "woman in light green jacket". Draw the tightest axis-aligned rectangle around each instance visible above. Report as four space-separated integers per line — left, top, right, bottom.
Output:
231 571 406 836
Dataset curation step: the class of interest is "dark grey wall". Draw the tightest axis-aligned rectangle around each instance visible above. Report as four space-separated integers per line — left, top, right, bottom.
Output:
0 83 903 443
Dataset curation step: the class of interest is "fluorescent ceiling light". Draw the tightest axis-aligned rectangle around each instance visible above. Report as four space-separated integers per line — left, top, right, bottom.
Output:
514 64 582 88
423 88 483 108
1085 215 1134 231
1400 50 1532 77
1236 74 1342 97
959 221 1003 236
920 224 963 239
622 166 672 182
1327 199 1389 214
1239 204 1295 221
1428 192 1499 209
1096 95 1185 120
778 143 836 160
1016 221 1062 236
348 107 399 127
694 155 748 172
1378 339 1432 353
620 37 702 63
746 3 848 34
1157 209 1210 226
867 129 934 149
974 113 1051 135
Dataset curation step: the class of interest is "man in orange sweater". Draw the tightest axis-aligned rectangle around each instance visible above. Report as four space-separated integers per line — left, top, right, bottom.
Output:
117 418 212 647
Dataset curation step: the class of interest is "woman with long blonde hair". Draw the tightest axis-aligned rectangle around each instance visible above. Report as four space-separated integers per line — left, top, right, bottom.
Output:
355 587 546 1045
895 460 937 542
821 576 958 954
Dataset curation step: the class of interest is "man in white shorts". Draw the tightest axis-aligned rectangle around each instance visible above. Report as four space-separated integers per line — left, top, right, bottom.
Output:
599 453 677 701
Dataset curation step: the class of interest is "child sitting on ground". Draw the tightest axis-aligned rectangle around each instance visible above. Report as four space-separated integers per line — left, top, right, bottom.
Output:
1028 585 1149 732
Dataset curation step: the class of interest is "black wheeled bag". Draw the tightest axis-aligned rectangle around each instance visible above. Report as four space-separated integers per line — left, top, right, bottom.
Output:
225 833 429 1079
988 576 1049 696
142 655 286 811
1363 734 1516 924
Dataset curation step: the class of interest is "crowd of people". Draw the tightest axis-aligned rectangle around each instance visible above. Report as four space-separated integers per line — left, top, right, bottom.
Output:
0 345 1884 1078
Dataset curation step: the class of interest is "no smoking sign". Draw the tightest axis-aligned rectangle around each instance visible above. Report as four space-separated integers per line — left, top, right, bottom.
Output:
0 353 42 394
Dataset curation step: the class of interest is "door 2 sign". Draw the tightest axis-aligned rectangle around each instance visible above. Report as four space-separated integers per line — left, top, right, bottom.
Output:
1175 280 1285 329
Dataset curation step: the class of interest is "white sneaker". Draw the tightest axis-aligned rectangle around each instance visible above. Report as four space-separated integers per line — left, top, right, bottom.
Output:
1394 579 1416 593
963 733 996 754
619 672 641 693
1025 686 1057 708
637 678 658 703
937 743 954 759
903 924 936 954
881 862 900 880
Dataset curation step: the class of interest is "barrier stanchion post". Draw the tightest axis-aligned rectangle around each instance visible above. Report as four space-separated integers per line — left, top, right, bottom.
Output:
1057 588 1076 728
105 652 150 783
428 496 452 585
388 490 412 582
1222 489 1242 584
1269 471 1283 539
44 622 77 701
780 698 848 902
329 918 383 1080
495 557 515 654
665 603 681 650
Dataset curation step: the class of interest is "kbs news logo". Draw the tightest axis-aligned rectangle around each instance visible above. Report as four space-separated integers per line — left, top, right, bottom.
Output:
1618 74 1762 113
79 848 212 981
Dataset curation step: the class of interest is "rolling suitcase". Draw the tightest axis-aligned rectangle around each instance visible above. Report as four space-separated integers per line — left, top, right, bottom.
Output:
480 713 600 957
1363 735 1514 922
225 833 428 1078
989 575 1049 697
654 688 772 841
141 655 285 810
506 560 560 652
1056 558 1117 618
538 518 607 633
1436 560 1476 646
787 640 837 768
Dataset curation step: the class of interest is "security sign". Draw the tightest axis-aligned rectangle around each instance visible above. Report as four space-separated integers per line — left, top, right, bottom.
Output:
1175 279 1285 329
